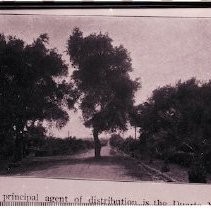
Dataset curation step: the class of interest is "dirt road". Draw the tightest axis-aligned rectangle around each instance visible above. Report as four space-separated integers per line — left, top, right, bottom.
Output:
5 145 168 182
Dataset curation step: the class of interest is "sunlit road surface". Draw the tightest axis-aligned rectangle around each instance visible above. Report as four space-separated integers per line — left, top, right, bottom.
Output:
8 145 166 182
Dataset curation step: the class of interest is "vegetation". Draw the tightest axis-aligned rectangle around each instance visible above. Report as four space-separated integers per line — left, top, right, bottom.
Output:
32 137 108 157
110 135 141 158
110 78 211 183
0 34 77 162
1 27 211 184
33 137 95 157
67 28 140 158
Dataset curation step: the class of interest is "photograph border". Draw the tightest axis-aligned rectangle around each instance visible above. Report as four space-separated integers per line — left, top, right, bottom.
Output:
1 1 211 10
1 0 211 183
1 2 211 206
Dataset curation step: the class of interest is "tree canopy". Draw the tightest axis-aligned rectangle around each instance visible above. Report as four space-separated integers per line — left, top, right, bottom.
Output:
132 78 211 179
0 33 77 160
67 28 140 157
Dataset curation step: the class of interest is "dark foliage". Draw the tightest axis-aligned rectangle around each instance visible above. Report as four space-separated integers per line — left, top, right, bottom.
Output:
111 78 211 183
110 134 141 158
67 28 140 157
34 137 95 157
0 34 77 161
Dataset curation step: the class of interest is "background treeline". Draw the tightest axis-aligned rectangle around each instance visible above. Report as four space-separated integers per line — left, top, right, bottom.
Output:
32 137 108 157
32 137 93 157
110 78 211 183
0 135 95 159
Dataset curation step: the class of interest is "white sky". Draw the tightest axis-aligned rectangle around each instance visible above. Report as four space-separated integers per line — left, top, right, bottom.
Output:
1 10 211 138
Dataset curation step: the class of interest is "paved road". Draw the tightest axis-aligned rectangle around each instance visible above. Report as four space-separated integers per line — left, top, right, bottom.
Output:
6 146 165 182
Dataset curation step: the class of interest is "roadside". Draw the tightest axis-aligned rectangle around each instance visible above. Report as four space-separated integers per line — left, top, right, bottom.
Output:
113 147 211 184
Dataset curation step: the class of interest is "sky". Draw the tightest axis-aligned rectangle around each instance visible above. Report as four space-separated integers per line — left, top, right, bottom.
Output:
1 11 211 138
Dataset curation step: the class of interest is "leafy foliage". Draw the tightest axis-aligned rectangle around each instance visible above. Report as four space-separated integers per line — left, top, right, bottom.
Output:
67 28 140 134
136 78 211 157
0 34 77 160
111 78 211 182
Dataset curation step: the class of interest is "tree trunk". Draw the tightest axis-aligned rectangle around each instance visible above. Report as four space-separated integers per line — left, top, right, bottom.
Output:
93 128 101 159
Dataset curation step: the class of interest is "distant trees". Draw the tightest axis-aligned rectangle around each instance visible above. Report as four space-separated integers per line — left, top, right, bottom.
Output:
0 34 77 161
128 106 141 140
67 28 140 158
133 78 211 182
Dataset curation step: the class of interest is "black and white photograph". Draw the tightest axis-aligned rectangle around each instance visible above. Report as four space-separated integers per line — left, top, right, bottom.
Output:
1 7 211 184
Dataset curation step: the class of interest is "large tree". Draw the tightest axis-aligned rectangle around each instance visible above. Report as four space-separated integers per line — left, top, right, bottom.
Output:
67 28 139 158
0 34 77 161
135 78 211 181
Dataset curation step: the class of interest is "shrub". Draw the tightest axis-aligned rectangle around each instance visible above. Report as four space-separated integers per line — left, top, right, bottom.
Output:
110 134 124 148
205 151 211 173
188 160 207 183
161 163 170 172
168 151 194 167
101 139 108 146
0 140 15 160
110 134 142 158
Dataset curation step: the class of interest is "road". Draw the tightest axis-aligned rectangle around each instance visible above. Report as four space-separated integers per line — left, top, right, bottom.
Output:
6 145 167 182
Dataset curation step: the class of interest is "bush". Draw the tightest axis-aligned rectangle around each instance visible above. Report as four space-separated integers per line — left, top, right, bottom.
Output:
35 149 49 157
110 134 124 148
110 134 142 158
205 151 211 173
168 151 194 167
101 138 108 146
188 160 207 183
161 163 170 172
0 140 15 160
